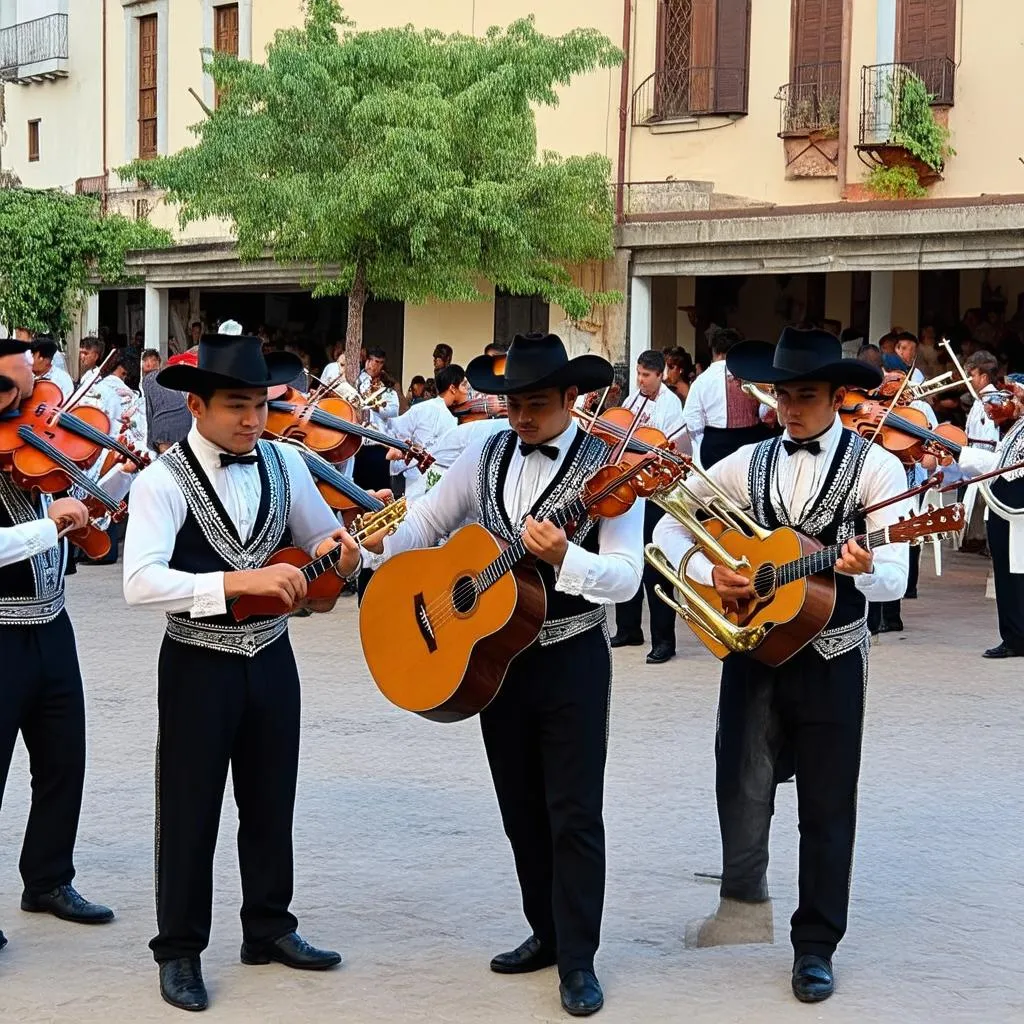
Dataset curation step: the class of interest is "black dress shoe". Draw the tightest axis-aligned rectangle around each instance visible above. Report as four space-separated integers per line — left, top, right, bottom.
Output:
159 957 208 1012
646 644 675 664
983 642 1021 659
792 954 834 1003
240 931 342 970
878 621 904 634
560 969 604 1016
490 935 557 974
0 929 6 952
609 633 644 649
21 884 114 924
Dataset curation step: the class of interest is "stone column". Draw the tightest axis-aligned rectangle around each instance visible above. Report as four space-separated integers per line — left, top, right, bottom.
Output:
145 285 170 359
868 270 894 345
629 273 652 372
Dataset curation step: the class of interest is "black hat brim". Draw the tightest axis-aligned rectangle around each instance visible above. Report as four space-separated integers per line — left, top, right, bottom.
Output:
466 353 613 396
156 351 303 393
0 340 32 357
726 341 882 390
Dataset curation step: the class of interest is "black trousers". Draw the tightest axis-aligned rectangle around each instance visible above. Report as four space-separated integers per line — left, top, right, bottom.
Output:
614 503 677 649
699 424 776 470
868 545 919 630
479 627 611 977
716 642 866 959
988 515 1024 653
0 612 86 894
353 444 391 493
151 634 301 962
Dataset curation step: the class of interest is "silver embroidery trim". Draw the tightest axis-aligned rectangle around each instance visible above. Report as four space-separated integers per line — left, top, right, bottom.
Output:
538 606 608 647
0 591 65 625
164 614 288 657
160 440 291 571
999 416 1024 475
812 615 869 661
0 474 63 605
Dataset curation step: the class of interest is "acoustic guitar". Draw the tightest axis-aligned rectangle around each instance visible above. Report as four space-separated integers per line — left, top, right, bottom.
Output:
656 504 965 667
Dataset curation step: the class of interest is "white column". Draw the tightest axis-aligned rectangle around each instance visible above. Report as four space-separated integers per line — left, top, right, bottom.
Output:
876 0 896 64
868 270 894 345
85 293 100 337
629 274 652 371
145 285 170 359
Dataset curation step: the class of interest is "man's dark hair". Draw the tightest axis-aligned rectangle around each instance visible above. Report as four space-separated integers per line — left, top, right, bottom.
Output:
485 340 509 355
964 349 999 379
637 349 665 374
31 338 59 360
841 328 864 344
108 348 141 391
366 347 386 361
142 348 160 361
665 346 693 373
433 343 453 361
410 375 426 387
896 331 919 344
80 336 104 354
857 343 880 358
709 327 743 357
435 363 466 395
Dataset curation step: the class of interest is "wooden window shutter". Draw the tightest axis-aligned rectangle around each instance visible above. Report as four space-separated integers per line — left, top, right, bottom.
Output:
213 4 239 108
792 0 843 82
896 0 955 101
138 14 158 159
713 0 751 114
28 120 40 162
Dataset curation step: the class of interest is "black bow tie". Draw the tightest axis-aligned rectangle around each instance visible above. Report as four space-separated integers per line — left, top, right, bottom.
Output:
782 439 822 457
519 442 560 461
219 452 259 468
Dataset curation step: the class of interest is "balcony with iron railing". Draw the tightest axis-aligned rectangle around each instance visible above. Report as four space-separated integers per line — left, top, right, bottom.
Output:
859 58 956 146
0 14 69 84
631 66 748 125
777 62 842 137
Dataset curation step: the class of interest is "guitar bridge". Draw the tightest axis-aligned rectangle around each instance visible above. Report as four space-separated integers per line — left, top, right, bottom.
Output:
414 593 437 653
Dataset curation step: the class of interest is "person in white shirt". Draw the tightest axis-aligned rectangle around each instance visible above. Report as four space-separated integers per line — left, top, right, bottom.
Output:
653 328 910 1005
123 334 358 1013
960 350 1002 550
30 337 75 400
319 341 345 387
76 336 105 390
354 347 400 491
683 328 776 469
362 332 641 1018
384 363 466 500
610 349 686 664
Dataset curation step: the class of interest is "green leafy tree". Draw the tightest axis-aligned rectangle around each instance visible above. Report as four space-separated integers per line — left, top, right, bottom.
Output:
0 188 171 335
122 0 622 382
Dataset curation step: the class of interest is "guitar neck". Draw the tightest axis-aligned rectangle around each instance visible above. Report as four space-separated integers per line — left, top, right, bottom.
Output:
775 527 889 586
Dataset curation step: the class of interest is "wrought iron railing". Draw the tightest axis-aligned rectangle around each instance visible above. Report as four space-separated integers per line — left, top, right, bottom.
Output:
777 62 842 136
0 14 68 79
631 66 748 124
859 58 956 147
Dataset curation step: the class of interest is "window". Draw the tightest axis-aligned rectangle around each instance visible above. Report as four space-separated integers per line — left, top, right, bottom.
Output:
138 13 158 159
493 290 549 347
655 0 751 118
28 120 40 162
782 0 843 134
214 3 239 108
896 0 956 103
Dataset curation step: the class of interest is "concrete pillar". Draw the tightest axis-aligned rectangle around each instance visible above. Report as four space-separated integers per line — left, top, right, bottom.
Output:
629 273 652 372
876 0 896 63
85 293 100 336
145 285 169 359
868 270 894 345
675 276 697 355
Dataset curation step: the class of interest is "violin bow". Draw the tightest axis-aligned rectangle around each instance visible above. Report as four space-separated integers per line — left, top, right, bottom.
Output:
866 364 914 448
581 387 610 435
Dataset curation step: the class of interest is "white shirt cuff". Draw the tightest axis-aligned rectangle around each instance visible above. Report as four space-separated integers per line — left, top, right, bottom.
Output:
554 542 592 596
190 571 227 618
27 518 60 555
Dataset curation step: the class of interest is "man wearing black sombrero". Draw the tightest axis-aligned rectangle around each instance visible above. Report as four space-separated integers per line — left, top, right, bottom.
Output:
123 331 361 1012
363 332 644 1017
654 328 913 1003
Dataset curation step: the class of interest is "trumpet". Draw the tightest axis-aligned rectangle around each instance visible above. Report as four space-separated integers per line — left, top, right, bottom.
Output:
741 382 777 410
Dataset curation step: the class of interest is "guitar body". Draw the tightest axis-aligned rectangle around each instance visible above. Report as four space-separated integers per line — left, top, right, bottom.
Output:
230 547 344 622
687 525 836 667
359 523 547 722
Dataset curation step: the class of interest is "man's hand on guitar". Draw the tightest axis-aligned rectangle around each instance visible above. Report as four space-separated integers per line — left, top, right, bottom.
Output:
225 564 307 606
522 516 568 567
711 565 756 602
835 538 874 576
315 527 362 578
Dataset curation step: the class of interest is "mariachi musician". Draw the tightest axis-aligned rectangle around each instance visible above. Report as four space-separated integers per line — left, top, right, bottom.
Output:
362 333 643 1018
0 339 131 955
957 378 1024 658
653 328 912 1004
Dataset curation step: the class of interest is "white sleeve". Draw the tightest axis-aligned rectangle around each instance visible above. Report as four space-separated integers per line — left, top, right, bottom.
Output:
554 497 644 604
122 461 227 616
0 519 59 569
852 448 912 602
683 376 709 442
275 443 345 556
660 393 687 442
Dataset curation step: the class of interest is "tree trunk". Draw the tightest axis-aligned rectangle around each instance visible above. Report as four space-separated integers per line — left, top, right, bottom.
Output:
345 261 366 385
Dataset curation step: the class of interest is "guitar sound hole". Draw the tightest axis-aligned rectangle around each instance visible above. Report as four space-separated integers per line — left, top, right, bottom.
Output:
451 575 478 615
752 564 776 598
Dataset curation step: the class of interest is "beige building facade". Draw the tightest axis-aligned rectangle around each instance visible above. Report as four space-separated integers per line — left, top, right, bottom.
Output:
2 0 1024 377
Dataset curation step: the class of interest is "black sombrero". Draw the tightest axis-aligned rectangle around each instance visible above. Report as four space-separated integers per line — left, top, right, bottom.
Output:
726 327 882 390
0 340 31 357
157 334 302 393
466 332 613 396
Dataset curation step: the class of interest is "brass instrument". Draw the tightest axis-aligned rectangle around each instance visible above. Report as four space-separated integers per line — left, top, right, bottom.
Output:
740 382 777 410
313 375 389 412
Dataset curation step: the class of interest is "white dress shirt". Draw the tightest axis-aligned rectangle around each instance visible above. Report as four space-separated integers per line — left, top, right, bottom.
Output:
320 360 342 386
384 396 458 498
652 415 911 602
966 385 1000 449
357 370 400 442
622 382 686 440
368 422 643 605
123 425 340 618
682 359 732 447
38 365 75 400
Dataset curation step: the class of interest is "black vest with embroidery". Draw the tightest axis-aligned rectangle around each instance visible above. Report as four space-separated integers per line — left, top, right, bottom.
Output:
991 415 1024 510
476 428 609 646
747 428 872 660
161 438 292 657
0 473 67 626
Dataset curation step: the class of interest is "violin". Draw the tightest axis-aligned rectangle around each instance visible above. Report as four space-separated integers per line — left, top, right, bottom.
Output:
453 395 507 423
265 387 435 471
871 371 916 405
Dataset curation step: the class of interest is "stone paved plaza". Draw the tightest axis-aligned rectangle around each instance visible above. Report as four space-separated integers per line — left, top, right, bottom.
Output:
0 553 1022 1023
